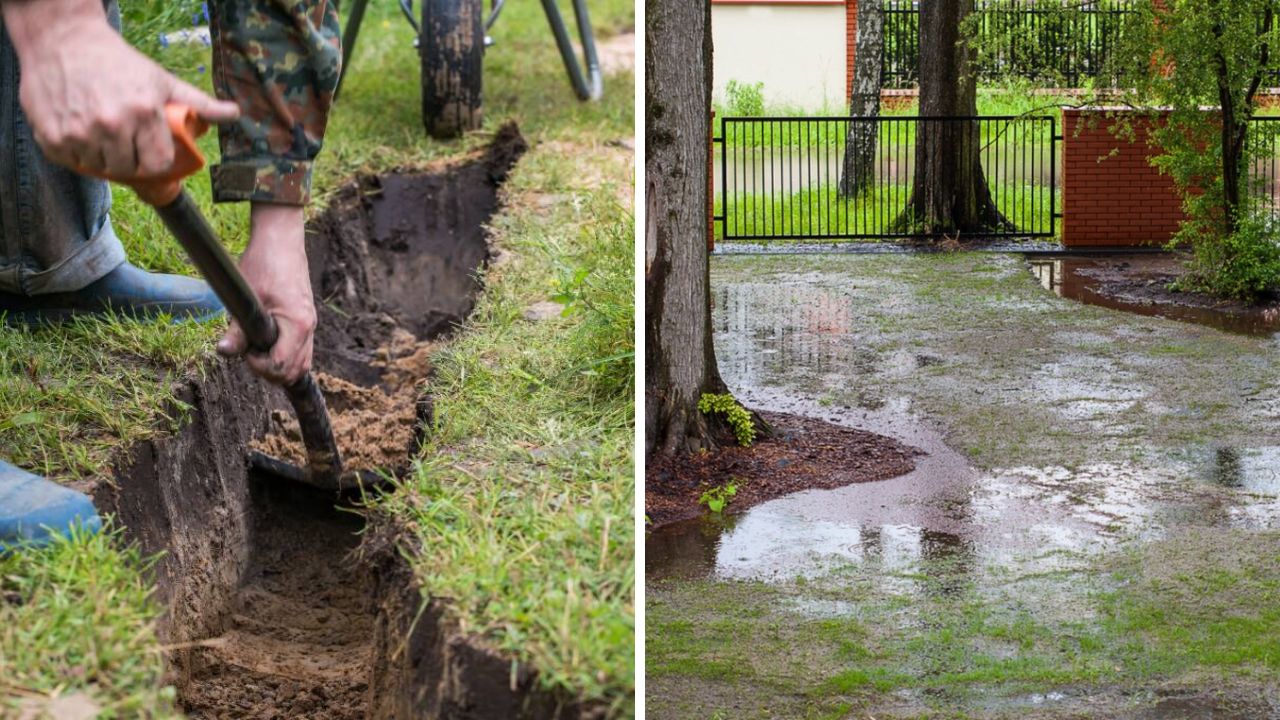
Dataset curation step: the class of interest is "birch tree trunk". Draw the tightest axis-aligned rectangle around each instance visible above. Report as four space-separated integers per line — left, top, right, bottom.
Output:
839 0 884 198
645 0 732 455
895 0 1008 235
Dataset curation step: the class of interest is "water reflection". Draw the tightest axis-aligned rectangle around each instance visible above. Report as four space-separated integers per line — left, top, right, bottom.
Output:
650 265 1280 588
1029 254 1280 336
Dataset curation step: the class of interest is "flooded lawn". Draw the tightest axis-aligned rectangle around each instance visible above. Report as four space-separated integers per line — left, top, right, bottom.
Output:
646 253 1280 719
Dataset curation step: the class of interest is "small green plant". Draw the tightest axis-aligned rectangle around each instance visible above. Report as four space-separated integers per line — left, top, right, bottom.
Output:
698 482 738 514
724 79 765 117
698 393 756 446
1174 211 1280 302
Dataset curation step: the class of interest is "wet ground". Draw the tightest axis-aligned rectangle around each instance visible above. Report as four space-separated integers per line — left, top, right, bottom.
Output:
646 253 1280 719
1028 253 1280 337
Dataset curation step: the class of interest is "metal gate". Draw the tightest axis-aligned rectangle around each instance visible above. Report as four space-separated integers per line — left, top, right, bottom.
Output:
713 115 1059 243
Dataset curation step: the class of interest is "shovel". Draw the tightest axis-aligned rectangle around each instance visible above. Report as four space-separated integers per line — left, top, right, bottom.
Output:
87 104 377 491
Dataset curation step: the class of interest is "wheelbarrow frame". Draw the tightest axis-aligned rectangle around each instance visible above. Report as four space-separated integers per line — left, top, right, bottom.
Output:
336 0 603 104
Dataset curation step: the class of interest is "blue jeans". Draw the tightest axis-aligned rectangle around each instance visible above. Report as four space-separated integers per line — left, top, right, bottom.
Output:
0 1 127 296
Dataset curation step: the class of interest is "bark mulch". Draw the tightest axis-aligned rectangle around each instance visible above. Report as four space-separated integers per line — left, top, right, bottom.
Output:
646 410 919 528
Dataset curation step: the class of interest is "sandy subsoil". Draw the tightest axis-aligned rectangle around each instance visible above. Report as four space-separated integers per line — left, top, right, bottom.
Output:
645 410 918 527
181 482 371 720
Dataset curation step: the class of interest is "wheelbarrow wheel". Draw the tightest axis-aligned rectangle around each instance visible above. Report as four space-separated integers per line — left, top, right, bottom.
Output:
420 0 484 139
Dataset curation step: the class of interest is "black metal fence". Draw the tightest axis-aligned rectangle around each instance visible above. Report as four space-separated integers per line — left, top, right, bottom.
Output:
714 115 1058 242
883 0 1135 89
1249 117 1280 211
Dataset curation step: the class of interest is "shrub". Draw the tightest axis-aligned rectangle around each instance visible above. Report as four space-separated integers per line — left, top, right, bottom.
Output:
1176 211 1280 302
724 80 765 117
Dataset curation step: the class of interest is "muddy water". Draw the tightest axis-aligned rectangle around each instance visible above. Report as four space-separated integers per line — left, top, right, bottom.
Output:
648 253 1280 591
1029 253 1280 337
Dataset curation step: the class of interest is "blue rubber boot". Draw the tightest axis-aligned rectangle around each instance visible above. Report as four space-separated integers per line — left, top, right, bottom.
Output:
0 460 102 553
0 262 224 325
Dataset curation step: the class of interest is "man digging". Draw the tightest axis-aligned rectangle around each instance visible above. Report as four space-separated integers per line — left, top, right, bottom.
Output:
0 0 339 550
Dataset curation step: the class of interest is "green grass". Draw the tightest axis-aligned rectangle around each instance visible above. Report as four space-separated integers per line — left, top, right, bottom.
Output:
375 158 635 708
1 524 179 718
715 86 1068 149
2 0 634 714
716 183 1058 241
650 533 1280 718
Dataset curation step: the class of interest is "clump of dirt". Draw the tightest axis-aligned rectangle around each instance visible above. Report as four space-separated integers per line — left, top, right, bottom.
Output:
251 372 420 473
371 327 438 387
646 410 919 527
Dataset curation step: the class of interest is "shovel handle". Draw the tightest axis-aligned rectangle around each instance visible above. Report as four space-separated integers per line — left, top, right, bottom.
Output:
79 103 344 487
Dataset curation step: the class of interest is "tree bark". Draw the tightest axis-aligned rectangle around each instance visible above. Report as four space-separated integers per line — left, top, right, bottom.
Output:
645 0 731 456
839 0 884 198
1212 9 1272 236
895 0 1007 235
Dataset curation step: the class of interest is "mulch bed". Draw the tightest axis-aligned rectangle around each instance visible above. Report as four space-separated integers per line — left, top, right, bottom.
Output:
645 411 919 528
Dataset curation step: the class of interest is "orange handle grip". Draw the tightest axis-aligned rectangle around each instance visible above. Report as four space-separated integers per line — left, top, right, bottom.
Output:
74 103 209 206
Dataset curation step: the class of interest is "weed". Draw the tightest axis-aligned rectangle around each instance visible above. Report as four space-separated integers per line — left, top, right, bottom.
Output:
724 79 766 117
698 393 756 446
698 482 738 514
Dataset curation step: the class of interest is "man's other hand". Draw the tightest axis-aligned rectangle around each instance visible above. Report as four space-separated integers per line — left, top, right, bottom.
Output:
216 204 317 387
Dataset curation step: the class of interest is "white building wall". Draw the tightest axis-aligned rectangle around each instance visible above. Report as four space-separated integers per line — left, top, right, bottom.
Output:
712 3 847 112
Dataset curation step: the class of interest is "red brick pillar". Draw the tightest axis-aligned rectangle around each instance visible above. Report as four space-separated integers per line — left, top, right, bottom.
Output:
845 0 858 102
1061 108 1185 247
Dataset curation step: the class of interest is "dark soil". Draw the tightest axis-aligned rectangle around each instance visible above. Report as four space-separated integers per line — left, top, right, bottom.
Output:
96 128 575 719
253 122 529 474
645 411 919 528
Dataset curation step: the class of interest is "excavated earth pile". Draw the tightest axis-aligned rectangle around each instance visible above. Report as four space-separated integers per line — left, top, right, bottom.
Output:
91 125 592 719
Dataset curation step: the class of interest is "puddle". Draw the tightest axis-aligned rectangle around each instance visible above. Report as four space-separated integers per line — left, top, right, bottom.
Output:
90 129 578 719
649 258 1280 590
1028 253 1280 336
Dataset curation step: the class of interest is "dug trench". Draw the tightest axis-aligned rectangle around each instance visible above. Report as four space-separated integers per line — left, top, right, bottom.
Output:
88 126 589 719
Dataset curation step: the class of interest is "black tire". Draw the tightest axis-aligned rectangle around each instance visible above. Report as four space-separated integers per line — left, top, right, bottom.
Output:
420 0 484 139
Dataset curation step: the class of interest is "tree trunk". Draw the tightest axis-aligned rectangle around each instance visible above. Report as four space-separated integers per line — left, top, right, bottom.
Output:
895 0 1007 235
839 0 884 198
645 0 731 456
1213 9 1272 237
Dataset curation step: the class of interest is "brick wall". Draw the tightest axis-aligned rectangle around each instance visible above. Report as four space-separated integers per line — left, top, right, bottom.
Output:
845 0 857 100
1061 108 1184 247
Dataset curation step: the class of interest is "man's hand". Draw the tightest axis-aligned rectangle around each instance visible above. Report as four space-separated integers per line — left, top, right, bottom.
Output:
216 205 317 386
2 0 239 178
